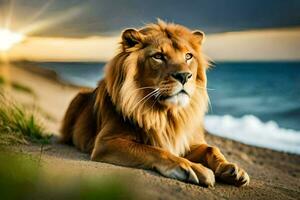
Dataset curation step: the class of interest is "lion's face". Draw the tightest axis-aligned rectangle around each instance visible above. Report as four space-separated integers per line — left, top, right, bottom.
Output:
106 21 208 113
135 40 199 107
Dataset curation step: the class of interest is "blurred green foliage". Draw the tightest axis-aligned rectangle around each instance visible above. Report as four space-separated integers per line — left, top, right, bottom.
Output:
0 152 40 200
0 151 135 200
0 76 34 95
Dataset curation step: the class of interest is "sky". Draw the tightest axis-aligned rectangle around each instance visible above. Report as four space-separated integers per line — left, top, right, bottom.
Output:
0 0 300 61
0 0 300 37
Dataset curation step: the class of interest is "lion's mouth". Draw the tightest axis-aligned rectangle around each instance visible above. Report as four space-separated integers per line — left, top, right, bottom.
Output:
159 90 189 100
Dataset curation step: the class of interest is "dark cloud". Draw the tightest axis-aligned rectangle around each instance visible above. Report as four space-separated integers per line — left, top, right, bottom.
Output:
1 0 300 37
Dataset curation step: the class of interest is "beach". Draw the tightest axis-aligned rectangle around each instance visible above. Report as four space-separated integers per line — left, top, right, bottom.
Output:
2 63 300 200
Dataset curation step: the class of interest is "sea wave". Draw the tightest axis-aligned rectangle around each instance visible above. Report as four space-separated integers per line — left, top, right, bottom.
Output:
204 115 300 154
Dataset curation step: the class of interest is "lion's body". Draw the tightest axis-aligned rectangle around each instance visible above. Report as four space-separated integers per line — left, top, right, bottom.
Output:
61 80 206 156
60 21 250 187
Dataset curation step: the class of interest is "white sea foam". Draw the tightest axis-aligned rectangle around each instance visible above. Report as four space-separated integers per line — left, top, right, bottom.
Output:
204 115 300 154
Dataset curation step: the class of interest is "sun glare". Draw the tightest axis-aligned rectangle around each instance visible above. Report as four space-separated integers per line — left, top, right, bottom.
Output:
0 29 24 52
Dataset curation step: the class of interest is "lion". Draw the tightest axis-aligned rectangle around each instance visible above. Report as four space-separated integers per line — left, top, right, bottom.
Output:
60 20 250 187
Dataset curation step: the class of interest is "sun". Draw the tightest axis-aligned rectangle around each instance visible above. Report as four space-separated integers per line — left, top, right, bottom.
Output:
0 28 24 52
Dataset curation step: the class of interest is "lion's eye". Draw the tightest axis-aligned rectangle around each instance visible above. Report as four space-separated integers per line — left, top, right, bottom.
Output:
185 53 193 61
152 53 164 60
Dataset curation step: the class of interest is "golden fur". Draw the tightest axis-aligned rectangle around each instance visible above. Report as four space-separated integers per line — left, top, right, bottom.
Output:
61 20 250 187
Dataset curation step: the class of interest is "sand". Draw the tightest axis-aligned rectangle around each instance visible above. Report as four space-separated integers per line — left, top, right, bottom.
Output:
3 63 300 200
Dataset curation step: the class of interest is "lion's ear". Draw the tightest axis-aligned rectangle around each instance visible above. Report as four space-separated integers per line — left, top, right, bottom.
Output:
193 30 205 45
121 28 143 49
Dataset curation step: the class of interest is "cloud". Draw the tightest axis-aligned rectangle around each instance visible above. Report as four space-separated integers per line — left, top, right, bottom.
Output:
6 27 300 62
203 27 300 61
8 36 119 62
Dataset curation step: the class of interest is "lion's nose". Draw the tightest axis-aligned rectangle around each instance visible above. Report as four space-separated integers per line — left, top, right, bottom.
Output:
171 72 192 85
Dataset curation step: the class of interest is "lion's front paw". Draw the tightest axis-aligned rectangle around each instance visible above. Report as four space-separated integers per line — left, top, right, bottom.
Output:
154 159 200 185
215 162 250 187
154 159 215 187
191 163 215 187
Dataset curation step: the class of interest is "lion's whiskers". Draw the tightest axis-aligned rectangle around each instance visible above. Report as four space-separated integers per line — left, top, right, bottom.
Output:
149 91 163 111
130 88 160 114
130 83 205 113
126 84 158 93
187 93 213 113
207 96 213 113
129 86 158 95
137 89 161 113
133 86 172 113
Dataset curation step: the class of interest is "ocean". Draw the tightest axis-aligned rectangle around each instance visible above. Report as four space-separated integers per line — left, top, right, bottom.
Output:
39 61 300 154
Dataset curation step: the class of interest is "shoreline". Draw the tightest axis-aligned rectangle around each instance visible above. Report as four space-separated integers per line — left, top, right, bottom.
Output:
13 61 89 88
1 62 300 199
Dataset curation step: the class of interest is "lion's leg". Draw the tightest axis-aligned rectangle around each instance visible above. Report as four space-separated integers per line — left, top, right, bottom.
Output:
91 137 215 187
185 144 250 187
60 90 92 144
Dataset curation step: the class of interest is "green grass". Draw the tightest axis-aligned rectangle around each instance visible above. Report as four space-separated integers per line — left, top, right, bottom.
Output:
0 93 51 145
0 75 34 95
0 151 135 200
0 151 40 200
0 76 4 84
11 82 34 94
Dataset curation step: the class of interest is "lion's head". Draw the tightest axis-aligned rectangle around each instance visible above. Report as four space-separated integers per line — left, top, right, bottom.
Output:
105 20 209 138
